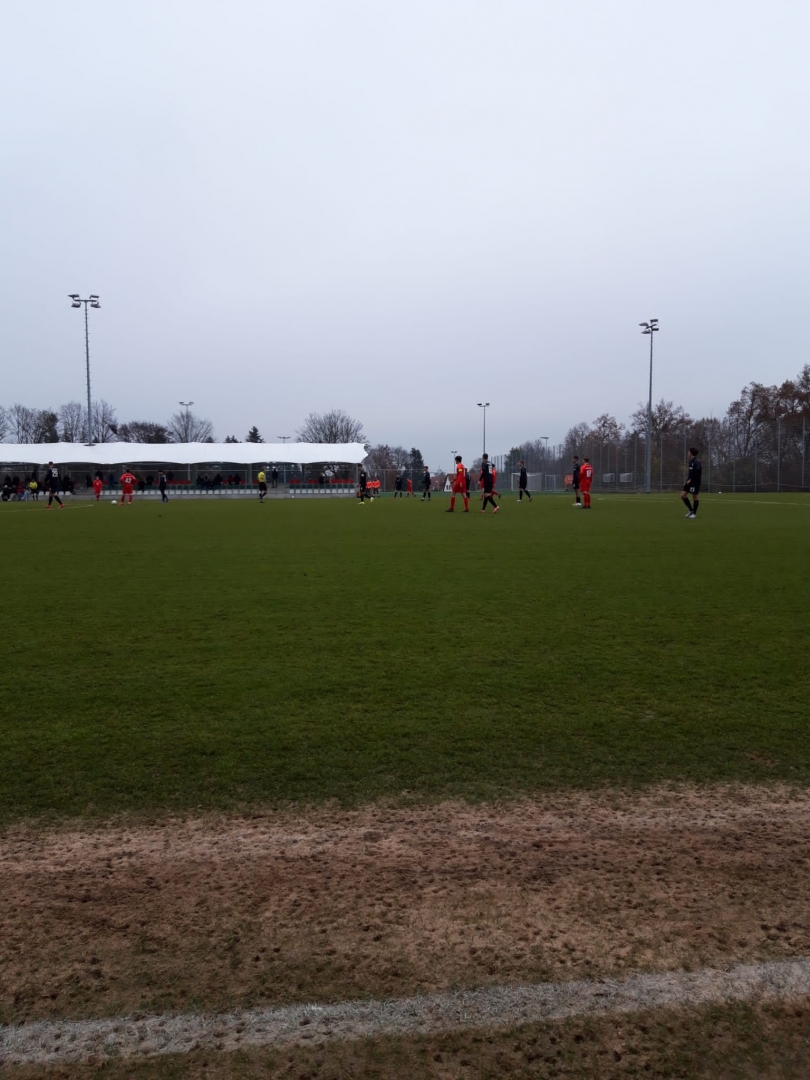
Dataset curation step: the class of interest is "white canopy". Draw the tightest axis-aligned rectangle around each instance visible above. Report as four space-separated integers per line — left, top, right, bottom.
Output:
0 442 367 466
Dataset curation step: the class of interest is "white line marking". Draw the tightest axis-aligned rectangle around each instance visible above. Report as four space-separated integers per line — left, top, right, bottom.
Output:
2 958 809 1066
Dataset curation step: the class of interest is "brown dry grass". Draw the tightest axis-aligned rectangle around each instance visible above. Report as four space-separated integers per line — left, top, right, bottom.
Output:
3 785 810 1029
5 1001 810 1079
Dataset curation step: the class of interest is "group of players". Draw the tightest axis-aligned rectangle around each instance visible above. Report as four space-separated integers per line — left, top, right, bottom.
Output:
355 446 702 517
36 447 702 516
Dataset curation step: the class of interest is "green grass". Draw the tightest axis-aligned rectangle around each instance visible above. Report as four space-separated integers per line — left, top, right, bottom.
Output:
1 492 809 825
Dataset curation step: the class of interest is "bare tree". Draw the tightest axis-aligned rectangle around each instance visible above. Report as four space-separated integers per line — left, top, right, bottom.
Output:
629 399 692 442
167 409 214 442
58 401 86 442
8 404 38 442
297 409 365 444
89 400 119 443
117 420 171 443
0 405 8 442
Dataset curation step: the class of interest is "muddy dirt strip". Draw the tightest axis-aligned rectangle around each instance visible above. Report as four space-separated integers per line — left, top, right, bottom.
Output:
2 786 810 1030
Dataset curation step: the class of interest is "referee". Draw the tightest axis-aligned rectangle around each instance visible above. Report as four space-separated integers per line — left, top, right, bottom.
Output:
681 448 702 518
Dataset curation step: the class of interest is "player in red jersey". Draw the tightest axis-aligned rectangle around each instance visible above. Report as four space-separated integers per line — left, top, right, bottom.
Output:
579 457 594 508
92 476 103 501
406 476 414 497
446 455 469 512
119 468 136 504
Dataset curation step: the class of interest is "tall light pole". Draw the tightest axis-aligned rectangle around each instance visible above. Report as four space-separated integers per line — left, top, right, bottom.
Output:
540 435 549 491
477 403 490 456
178 401 194 441
278 435 291 443
69 294 100 445
639 319 659 494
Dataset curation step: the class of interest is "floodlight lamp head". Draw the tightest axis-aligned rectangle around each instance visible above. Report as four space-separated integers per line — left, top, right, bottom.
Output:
71 302 81 308
69 294 80 300
89 294 99 300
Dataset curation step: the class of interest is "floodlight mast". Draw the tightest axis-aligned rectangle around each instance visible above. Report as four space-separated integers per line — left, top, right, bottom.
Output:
477 402 490 456
179 401 194 442
639 319 659 494
69 294 101 445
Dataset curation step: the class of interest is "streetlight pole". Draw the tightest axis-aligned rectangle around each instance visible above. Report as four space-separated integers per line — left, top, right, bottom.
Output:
639 319 659 494
477 403 490 457
69 294 100 445
278 435 291 443
540 436 549 491
178 401 194 441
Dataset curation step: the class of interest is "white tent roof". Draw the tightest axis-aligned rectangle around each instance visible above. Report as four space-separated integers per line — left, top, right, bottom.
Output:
0 442 367 466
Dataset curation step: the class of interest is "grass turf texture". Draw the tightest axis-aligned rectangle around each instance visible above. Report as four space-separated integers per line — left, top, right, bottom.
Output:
1 493 809 825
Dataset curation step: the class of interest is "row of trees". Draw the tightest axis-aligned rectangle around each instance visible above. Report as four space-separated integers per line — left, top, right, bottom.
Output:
0 404 370 448
507 365 810 491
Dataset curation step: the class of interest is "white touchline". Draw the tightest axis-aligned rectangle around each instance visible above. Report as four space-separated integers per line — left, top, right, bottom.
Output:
2 958 810 1066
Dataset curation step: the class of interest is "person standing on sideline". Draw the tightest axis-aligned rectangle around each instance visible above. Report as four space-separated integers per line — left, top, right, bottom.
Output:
681 448 702 518
119 467 136 505
44 462 64 509
159 471 169 503
394 473 404 498
518 460 533 502
421 466 432 501
257 469 267 503
357 467 370 502
271 467 279 489
92 475 103 501
479 454 500 514
446 455 470 513
579 457 594 509
572 455 582 506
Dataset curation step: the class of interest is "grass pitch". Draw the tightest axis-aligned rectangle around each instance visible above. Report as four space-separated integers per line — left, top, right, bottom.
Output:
1 492 809 825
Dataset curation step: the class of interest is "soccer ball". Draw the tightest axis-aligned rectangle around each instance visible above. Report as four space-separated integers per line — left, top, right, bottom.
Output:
111 500 117 504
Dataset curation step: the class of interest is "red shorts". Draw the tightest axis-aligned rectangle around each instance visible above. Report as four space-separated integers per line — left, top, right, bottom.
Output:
122 485 133 495
452 482 466 494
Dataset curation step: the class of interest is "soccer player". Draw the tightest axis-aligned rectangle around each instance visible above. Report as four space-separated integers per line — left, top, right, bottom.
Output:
572 455 582 506
158 471 169 503
257 469 267 503
394 474 403 498
681 447 702 518
92 475 103 501
579 457 593 509
421 466 432 501
406 475 414 497
517 460 532 502
446 455 470 512
44 461 64 509
357 467 370 502
119 467 136 505
479 454 500 514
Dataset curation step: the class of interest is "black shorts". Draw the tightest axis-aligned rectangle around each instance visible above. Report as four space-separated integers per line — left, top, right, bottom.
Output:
683 484 700 496
519 482 528 491
49 485 59 495
259 482 267 493
483 483 493 494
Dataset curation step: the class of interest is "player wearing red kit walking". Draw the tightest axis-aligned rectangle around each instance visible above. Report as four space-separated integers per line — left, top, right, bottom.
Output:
446 455 469 512
92 476 103 501
406 477 414 497
579 457 594 509
120 468 136 505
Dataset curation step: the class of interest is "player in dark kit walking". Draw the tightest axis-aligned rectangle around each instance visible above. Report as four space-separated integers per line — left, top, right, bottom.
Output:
571 456 582 506
44 461 64 509
479 454 500 514
421 466 432 501
517 460 533 502
357 467 371 502
681 448 702 518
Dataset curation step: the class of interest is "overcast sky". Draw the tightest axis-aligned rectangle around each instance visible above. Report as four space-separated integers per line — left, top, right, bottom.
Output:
2 0 808 466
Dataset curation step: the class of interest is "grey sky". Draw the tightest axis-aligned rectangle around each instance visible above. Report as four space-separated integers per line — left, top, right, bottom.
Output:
2 0 808 467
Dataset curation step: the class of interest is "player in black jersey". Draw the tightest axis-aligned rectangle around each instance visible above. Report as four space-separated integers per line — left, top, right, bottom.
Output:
357 467 370 502
479 454 500 514
517 460 533 502
571 456 582 506
681 448 702 518
45 461 64 509
421 466 432 501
